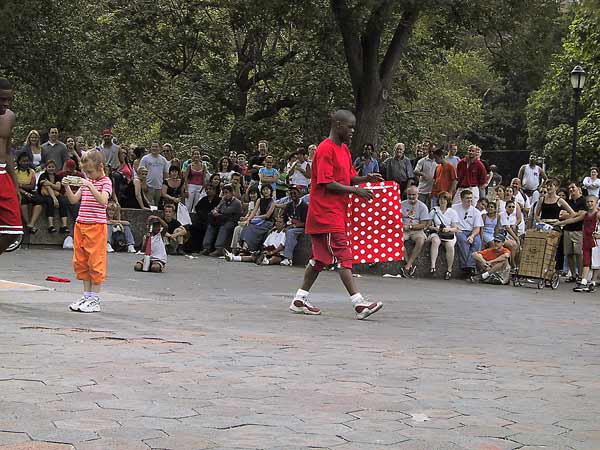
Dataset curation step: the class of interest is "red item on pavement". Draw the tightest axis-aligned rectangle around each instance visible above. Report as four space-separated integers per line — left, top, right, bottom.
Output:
45 276 71 283
346 181 404 264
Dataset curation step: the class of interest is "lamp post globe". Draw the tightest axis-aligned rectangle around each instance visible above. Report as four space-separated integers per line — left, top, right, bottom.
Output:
570 65 585 180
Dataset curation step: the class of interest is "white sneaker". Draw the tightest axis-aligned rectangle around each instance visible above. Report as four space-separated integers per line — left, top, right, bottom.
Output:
127 245 136 253
280 258 292 266
289 297 321 315
79 297 101 313
69 296 88 312
224 249 234 262
107 243 114 253
354 301 383 320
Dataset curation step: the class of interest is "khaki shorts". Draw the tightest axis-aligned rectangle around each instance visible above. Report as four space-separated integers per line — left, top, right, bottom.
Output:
404 230 427 242
563 230 582 256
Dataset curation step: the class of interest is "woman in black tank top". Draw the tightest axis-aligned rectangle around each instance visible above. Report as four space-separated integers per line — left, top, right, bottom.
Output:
534 179 574 224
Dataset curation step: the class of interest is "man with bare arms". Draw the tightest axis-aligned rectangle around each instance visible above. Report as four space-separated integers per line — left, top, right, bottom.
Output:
0 78 22 253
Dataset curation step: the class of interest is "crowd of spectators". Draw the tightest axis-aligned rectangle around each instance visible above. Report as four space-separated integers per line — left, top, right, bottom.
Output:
9 128 600 292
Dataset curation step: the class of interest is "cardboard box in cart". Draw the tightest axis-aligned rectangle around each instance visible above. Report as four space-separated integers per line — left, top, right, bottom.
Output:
518 230 561 279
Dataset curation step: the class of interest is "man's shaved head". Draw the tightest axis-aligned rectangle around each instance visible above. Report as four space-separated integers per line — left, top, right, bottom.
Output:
331 109 355 126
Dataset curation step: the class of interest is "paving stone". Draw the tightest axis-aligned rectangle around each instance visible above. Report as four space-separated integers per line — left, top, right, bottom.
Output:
0 444 75 450
1 249 600 450
0 431 30 445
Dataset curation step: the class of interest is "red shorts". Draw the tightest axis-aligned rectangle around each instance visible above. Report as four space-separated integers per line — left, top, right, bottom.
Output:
0 168 22 235
310 232 353 272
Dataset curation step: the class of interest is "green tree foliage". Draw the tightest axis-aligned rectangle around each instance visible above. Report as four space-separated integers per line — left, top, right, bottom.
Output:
527 0 599 179
0 0 568 163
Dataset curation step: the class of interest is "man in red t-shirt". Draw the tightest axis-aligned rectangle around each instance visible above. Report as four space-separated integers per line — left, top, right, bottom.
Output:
431 148 457 207
453 145 487 206
289 110 385 320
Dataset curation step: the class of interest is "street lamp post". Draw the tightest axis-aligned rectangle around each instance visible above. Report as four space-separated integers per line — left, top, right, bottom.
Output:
570 65 586 181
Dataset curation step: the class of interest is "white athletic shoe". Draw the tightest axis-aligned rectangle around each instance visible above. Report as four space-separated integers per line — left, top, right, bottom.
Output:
280 258 293 266
224 249 234 262
289 297 321 315
107 243 114 253
354 301 383 320
79 297 101 313
69 296 88 312
127 245 136 253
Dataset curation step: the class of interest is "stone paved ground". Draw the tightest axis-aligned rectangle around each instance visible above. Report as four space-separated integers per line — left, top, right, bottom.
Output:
0 248 599 450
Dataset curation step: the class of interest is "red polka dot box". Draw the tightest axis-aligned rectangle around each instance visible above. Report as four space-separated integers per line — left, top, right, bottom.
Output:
347 181 404 264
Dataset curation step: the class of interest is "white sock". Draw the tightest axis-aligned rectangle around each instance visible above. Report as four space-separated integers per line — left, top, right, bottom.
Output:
350 293 364 305
581 278 588 285
232 255 242 262
295 289 309 300
84 291 92 298
481 272 490 279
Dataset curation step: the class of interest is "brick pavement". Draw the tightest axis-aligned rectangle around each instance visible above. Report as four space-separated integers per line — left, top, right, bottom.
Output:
0 248 599 450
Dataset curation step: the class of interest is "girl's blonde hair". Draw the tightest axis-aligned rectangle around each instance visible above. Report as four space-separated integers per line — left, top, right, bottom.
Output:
25 129 40 145
81 149 105 169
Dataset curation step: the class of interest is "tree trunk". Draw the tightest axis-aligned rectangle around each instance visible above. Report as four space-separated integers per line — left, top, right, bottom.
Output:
352 86 386 157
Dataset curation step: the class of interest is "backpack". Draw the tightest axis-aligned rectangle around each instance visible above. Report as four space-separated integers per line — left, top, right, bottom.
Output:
111 225 128 252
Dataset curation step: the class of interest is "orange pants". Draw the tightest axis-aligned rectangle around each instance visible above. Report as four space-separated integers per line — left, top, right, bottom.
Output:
73 222 107 285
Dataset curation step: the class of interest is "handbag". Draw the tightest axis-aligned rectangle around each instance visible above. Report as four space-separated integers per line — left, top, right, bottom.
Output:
433 208 455 241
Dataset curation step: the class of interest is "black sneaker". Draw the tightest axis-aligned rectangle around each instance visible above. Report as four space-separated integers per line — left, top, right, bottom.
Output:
565 276 578 283
408 266 417 277
573 283 589 292
589 282 596 293
398 267 408 278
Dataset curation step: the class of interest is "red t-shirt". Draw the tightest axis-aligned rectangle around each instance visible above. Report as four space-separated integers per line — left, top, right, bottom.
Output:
456 158 487 188
432 163 457 196
305 138 358 234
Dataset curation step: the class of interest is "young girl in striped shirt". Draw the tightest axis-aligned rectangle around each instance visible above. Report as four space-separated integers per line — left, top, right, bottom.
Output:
63 150 112 313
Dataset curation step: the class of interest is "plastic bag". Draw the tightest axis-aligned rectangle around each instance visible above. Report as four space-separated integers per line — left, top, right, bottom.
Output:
177 202 192 226
62 235 74 249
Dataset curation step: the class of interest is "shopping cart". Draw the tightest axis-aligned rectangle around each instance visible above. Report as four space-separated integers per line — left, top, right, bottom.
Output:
512 230 561 289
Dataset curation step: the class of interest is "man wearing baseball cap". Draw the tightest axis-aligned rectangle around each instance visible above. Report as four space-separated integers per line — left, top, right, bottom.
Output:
99 129 120 169
470 233 511 284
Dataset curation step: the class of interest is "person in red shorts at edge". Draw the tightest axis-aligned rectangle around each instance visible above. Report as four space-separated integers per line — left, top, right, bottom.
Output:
289 109 385 320
0 78 23 253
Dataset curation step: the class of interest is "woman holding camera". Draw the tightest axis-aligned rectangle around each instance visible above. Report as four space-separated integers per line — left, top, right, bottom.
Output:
427 191 460 279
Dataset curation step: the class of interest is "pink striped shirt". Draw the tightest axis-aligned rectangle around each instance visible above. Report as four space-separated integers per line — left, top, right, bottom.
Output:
77 176 112 224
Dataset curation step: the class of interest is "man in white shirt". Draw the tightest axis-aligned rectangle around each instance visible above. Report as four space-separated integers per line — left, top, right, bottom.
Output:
414 143 437 207
138 142 169 207
445 143 460 166
452 189 483 274
510 177 531 235
400 186 430 277
518 154 547 197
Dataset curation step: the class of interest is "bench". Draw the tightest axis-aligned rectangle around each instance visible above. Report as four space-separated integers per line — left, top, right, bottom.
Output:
25 209 464 277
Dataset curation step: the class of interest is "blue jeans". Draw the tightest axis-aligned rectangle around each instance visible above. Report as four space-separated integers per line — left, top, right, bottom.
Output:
456 230 481 270
107 224 135 246
283 227 304 259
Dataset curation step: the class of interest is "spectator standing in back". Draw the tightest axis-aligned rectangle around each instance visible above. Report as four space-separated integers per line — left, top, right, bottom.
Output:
98 129 120 169
138 142 169 207
454 145 487 206
518 153 547 197
248 140 268 185
288 148 311 194
353 143 379 177
414 143 438 207
41 127 68 170
445 143 460 166
431 148 457 207
381 143 413 197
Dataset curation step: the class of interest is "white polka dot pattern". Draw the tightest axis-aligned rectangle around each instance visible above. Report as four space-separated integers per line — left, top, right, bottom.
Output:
346 181 404 264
